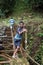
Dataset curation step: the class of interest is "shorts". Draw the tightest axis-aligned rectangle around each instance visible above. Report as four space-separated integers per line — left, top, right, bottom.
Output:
14 39 21 47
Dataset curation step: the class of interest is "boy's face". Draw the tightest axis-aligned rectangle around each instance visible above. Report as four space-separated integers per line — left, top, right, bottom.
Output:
20 23 24 28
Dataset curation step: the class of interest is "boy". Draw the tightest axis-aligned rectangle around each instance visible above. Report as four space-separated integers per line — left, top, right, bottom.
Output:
12 21 27 58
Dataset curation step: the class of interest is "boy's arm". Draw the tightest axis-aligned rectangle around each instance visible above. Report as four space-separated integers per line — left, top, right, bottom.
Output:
18 28 27 34
18 30 24 34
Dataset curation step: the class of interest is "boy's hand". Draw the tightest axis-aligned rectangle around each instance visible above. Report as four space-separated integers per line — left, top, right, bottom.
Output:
23 29 27 32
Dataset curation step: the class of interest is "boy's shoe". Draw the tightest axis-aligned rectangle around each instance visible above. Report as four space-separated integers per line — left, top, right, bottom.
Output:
12 55 16 58
12 55 18 59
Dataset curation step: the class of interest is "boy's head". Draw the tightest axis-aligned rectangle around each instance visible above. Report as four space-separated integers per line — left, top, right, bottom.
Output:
19 21 24 28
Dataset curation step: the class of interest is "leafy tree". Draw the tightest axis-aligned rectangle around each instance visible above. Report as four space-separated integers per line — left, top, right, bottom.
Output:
0 0 16 17
0 0 43 17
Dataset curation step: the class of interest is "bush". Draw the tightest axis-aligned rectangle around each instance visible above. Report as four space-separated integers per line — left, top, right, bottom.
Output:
0 0 43 17
37 33 43 37
0 0 16 17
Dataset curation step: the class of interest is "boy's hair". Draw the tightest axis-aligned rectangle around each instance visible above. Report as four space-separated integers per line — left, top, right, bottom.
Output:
19 21 24 24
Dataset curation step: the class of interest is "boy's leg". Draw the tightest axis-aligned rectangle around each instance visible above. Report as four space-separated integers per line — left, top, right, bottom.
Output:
12 40 20 58
12 45 20 58
13 46 20 56
13 45 16 55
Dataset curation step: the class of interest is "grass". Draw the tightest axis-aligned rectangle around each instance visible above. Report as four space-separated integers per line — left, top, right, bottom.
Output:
0 11 43 27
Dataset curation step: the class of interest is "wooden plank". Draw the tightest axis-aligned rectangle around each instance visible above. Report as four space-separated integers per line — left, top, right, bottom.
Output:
0 61 10 64
10 60 13 65
0 35 7 38
0 36 12 38
0 50 14 52
10 28 15 50
0 54 11 60
25 32 27 49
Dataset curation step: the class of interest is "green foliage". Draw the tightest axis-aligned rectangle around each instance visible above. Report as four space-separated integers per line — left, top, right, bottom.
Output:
0 0 43 17
0 0 16 17
37 33 43 37
0 56 6 61
34 50 41 64
34 42 43 65
27 0 43 9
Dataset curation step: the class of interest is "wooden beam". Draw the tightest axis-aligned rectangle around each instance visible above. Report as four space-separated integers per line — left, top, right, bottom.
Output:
10 27 15 50
0 54 11 60
0 35 7 38
4 54 12 59
25 32 27 49
0 36 12 38
0 61 10 64
0 50 14 52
